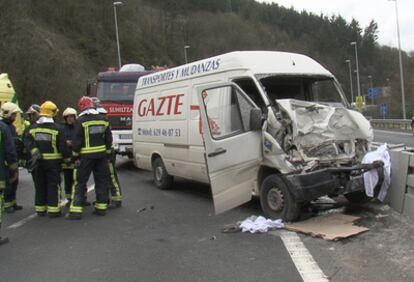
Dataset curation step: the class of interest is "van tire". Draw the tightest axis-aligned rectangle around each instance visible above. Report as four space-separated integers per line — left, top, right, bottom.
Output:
152 158 174 190
260 175 301 222
344 191 370 203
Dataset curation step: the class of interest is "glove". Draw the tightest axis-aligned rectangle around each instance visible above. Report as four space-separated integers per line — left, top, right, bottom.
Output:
9 169 18 183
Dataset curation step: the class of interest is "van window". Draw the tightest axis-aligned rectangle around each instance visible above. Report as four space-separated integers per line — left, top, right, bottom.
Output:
233 78 266 109
201 85 256 140
258 75 344 105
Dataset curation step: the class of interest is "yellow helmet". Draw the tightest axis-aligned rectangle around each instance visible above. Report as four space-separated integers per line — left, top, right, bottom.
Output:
40 101 59 117
1 102 22 118
62 107 77 118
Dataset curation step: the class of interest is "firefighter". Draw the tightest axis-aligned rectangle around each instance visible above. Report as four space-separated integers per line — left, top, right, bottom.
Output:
26 101 65 218
91 97 122 208
0 102 23 213
0 116 18 245
21 104 41 168
69 96 113 219
61 107 77 206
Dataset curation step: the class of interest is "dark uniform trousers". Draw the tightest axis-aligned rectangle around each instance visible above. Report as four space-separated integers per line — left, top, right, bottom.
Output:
63 168 74 200
4 171 18 209
71 157 110 213
108 155 122 203
33 160 61 214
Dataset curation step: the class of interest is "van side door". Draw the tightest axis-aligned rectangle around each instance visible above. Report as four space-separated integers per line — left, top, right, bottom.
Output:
197 82 263 214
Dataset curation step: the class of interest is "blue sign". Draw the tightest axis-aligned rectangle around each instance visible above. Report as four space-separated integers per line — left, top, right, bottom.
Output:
380 103 388 115
368 88 382 99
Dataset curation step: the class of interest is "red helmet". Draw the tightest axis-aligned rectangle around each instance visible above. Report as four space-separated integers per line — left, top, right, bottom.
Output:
78 96 94 112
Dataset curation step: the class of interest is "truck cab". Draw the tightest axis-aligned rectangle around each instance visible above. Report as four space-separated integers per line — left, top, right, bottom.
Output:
89 65 151 157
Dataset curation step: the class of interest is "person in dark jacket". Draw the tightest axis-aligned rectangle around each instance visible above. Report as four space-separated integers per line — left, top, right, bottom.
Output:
91 97 122 208
0 118 18 245
21 104 41 168
61 107 77 206
69 96 113 219
0 102 22 213
26 101 66 218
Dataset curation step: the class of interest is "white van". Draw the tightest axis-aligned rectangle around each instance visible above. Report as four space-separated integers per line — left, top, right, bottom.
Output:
132 51 383 221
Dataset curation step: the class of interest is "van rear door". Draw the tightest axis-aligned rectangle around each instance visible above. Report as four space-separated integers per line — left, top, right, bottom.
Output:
197 82 263 214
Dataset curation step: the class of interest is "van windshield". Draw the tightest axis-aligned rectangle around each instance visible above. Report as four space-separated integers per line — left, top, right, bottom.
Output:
257 75 347 106
96 81 136 103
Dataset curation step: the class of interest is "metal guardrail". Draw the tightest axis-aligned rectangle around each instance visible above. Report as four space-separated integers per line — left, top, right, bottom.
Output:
370 119 412 131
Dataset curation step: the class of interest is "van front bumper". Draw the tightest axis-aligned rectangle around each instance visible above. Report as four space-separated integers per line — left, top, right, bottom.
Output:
285 161 384 202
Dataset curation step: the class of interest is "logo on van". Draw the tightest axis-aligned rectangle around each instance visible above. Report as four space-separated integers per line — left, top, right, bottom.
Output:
137 94 184 117
141 58 221 87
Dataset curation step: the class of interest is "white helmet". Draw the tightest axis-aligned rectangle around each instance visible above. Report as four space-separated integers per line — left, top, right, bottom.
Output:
1 102 22 118
62 107 77 118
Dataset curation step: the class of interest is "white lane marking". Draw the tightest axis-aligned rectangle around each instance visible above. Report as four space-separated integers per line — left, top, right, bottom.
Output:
374 129 412 137
7 184 95 230
271 230 329 282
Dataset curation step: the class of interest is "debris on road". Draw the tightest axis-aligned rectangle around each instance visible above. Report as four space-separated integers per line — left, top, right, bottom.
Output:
136 206 154 213
286 213 369 241
239 216 285 234
221 224 241 234
137 207 146 213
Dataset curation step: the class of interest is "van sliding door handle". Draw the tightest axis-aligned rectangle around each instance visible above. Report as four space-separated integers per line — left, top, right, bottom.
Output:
208 148 227 157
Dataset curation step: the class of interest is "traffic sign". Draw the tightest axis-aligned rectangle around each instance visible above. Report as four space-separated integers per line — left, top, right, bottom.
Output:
356 95 364 111
380 103 388 118
368 87 382 99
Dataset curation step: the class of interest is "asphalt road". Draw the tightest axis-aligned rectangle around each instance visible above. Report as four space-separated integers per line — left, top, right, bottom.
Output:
374 129 414 147
1 162 302 282
1 129 414 282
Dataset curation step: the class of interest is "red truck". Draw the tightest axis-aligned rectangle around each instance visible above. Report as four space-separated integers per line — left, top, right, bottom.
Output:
87 64 151 158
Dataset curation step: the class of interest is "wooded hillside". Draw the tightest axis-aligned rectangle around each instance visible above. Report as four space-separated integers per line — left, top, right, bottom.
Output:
0 0 412 118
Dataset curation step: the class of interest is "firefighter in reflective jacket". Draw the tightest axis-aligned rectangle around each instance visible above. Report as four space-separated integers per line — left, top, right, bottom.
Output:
61 107 77 206
91 97 122 208
69 96 112 219
0 118 18 245
0 102 23 213
26 101 65 217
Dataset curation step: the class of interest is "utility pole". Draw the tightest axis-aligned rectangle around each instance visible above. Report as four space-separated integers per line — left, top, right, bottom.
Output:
389 0 406 119
113 1 123 69
345 59 354 104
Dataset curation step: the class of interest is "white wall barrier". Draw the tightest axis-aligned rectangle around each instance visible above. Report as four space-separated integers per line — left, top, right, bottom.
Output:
383 145 414 217
370 119 412 131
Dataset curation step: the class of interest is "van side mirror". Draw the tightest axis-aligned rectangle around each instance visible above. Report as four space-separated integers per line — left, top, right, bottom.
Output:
250 108 264 131
86 80 96 96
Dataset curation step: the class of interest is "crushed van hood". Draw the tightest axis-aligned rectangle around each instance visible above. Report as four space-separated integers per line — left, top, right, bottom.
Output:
277 99 373 162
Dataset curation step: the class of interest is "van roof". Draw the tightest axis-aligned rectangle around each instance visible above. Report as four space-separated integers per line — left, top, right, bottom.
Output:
98 71 152 82
137 51 333 89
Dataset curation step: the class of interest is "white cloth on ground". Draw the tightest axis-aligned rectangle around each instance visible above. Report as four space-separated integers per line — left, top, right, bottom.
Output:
239 216 284 234
362 144 391 201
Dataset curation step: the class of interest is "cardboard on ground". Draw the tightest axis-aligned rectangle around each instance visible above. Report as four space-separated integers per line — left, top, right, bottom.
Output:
286 213 369 241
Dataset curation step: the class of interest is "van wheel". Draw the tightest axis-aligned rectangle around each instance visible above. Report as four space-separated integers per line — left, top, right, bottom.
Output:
152 158 173 190
260 175 301 222
344 191 370 203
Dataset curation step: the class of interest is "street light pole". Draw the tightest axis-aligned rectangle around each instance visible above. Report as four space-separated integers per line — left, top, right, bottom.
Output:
345 59 354 104
113 1 123 70
350 42 361 100
184 45 190 64
389 0 406 119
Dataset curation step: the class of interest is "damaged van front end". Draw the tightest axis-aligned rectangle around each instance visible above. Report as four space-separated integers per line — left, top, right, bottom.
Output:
258 75 384 220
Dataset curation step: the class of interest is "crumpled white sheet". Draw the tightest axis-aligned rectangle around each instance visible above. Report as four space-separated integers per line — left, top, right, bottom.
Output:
239 216 284 234
362 144 391 201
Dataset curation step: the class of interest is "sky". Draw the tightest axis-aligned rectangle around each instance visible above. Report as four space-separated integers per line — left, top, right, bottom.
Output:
257 0 414 52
